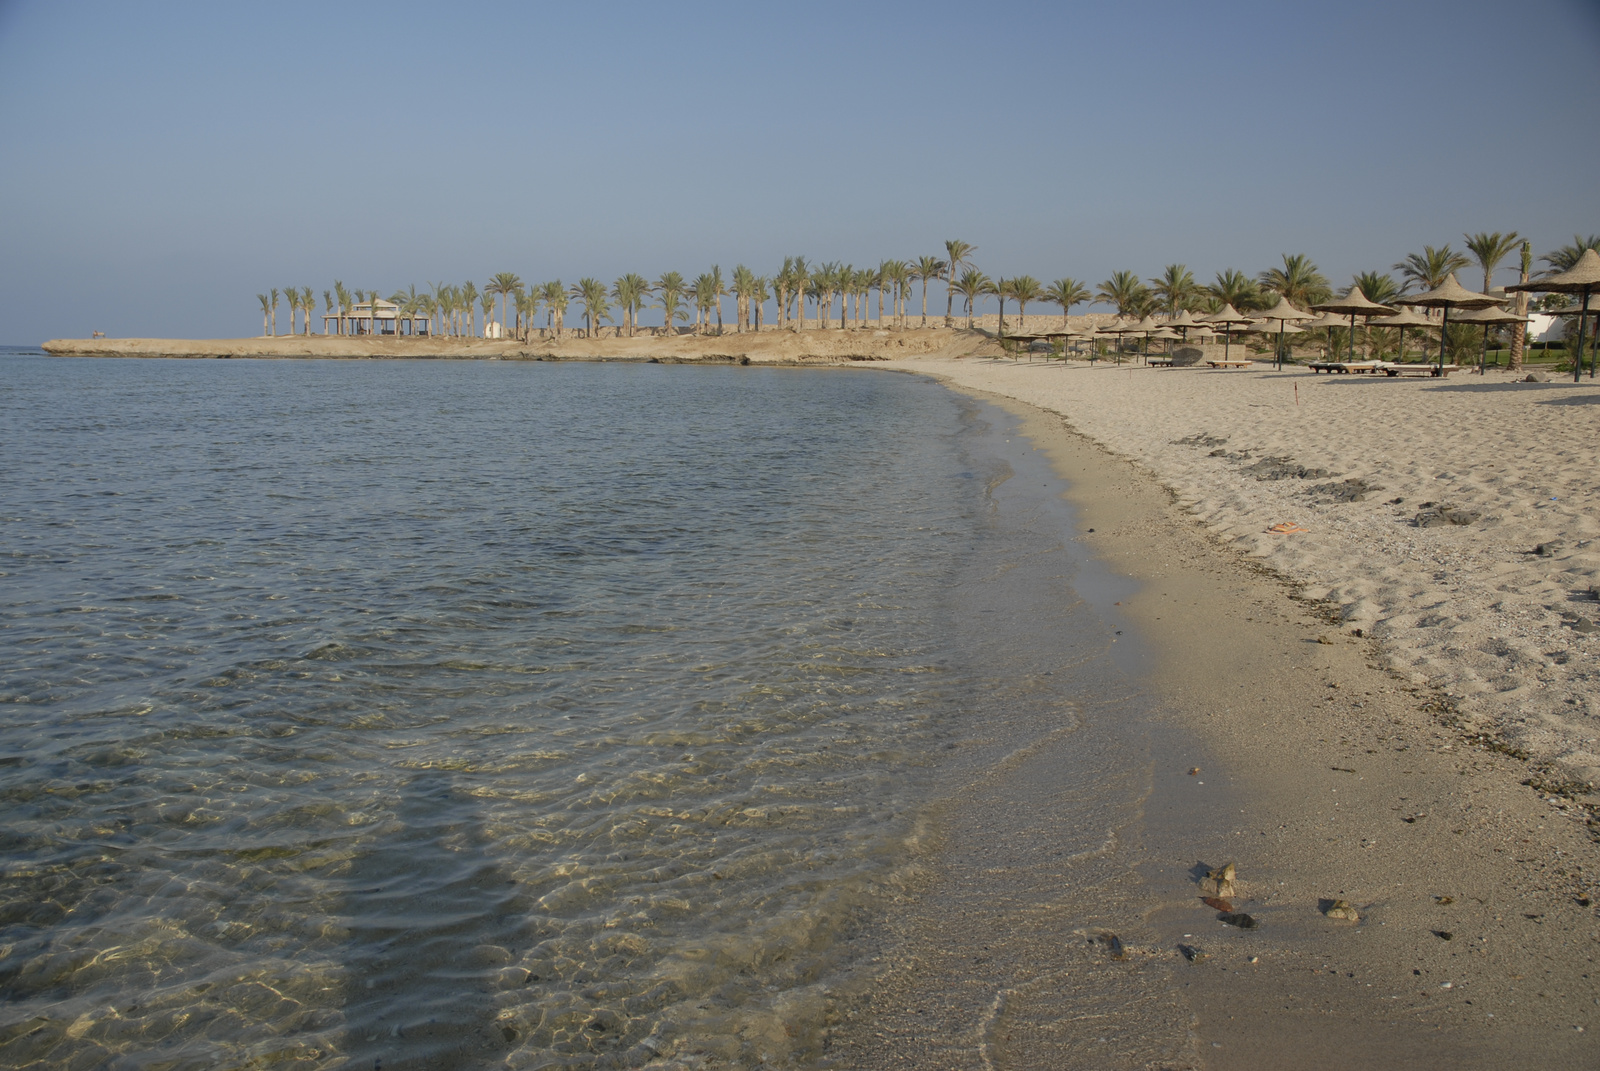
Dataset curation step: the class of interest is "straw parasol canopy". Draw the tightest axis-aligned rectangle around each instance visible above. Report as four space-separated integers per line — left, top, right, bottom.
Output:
1246 320 1302 334
1454 305 1531 374
1200 303 1255 360
1368 306 1435 364
1257 294 1314 368
1258 294 1315 323
1506 248 1600 381
1313 286 1396 361
1395 272 1504 371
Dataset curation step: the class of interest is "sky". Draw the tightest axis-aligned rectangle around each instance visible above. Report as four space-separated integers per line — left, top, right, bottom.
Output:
1 0 1596 341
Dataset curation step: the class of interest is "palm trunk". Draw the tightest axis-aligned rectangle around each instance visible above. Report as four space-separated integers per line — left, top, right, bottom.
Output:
946 268 956 326
1509 284 1528 373
921 278 929 326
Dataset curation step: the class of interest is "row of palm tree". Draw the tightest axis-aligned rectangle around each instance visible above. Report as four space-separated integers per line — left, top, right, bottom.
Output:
257 234 1598 338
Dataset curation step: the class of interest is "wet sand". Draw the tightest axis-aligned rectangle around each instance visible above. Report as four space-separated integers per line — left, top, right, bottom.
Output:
826 381 1599 1069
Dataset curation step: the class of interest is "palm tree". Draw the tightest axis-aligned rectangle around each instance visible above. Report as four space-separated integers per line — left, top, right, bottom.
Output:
486 273 523 337
710 265 726 334
807 267 830 328
1150 264 1197 315
753 275 770 330
257 293 271 336
1539 235 1600 274
269 288 280 335
322 290 333 335
954 268 989 328
541 281 567 337
1350 271 1401 305
621 273 650 336
691 273 717 334
283 287 299 335
334 280 351 335
1046 278 1091 326
300 287 315 334
914 255 947 327
1097 270 1149 315
785 256 807 330
1464 232 1522 293
1257 254 1330 307
1393 245 1470 293
461 282 479 337
477 291 495 337
944 240 974 325
1008 275 1043 329
569 278 610 338
730 265 756 332
1206 269 1260 312
654 271 687 336
1510 239 1532 372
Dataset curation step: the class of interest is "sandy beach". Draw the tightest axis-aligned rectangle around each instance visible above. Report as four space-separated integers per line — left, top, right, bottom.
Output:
820 357 1600 1067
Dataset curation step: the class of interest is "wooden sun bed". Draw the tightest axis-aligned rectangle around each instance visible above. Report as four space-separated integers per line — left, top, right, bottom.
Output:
1205 358 1254 368
1379 362 1459 377
1309 360 1383 374
1147 355 1175 366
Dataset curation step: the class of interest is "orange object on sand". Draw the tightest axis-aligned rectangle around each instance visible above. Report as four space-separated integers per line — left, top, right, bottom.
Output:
1266 522 1307 534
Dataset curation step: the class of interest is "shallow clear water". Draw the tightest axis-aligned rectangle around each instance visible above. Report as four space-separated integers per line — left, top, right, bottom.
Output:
0 356 1126 1069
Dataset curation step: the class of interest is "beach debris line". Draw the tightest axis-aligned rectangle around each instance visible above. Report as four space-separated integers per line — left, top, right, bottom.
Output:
1199 862 1238 898
1266 522 1308 534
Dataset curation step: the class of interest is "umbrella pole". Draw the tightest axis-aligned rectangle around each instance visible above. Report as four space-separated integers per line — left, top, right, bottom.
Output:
1437 304 1451 371
1398 325 1405 363
1577 290 1591 383
1479 324 1489 374
1348 313 1356 361
1276 322 1284 370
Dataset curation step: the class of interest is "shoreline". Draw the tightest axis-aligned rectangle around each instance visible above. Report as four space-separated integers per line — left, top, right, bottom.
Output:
828 373 1598 1068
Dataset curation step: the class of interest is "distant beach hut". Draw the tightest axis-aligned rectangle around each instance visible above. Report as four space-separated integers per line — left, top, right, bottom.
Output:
327 298 430 337
1507 248 1600 381
1256 294 1315 368
1453 304 1530 374
1199 304 1255 361
1394 273 1501 372
1367 306 1434 364
1313 287 1396 362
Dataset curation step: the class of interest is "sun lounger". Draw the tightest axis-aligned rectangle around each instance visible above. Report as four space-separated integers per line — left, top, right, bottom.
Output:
1378 362 1458 377
1308 360 1383 374
1205 359 1253 368
1147 356 1174 366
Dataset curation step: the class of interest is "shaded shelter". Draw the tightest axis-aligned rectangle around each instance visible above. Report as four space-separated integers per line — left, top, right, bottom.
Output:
1453 305 1529 374
1200 304 1255 361
1313 287 1395 362
1257 294 1315 369
1367 306 1434 364
1396 272 1501 372
1507 248 1600 381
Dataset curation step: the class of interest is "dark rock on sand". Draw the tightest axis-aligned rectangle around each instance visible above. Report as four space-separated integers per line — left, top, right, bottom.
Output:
1413 505 1480 527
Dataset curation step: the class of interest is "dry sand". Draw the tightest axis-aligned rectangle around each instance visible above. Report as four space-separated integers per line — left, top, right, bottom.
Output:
826 373 1599 1069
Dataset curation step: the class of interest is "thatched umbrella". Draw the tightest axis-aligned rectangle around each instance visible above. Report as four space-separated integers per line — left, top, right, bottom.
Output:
1200 304 1255 361
1131 313 1163 360
1167 308 1203 339
1149 326 1180 356
1453 305 1529 373
1257 294 1315 369
1313 286 1396 362
1507 248 1600 381
1395 272 1502 372
1367 306 1434 364
1302 311 1348 359
1097 318 1139 363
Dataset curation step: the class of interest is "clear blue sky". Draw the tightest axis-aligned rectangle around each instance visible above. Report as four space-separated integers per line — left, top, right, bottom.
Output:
1 0 1596 341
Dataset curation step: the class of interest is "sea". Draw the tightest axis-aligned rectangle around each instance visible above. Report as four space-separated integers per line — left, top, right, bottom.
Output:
0 353 1147 1070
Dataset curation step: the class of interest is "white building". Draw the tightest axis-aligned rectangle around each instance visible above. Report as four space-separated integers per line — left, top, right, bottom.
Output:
323 299 430 336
